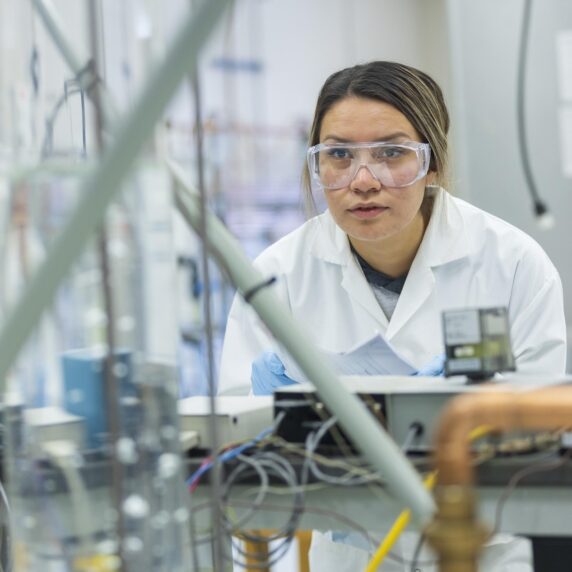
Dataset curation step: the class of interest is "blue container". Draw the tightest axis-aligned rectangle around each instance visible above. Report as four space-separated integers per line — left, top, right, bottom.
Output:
61 349 133 449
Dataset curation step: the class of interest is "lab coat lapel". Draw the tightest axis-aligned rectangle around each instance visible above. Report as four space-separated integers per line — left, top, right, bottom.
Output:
387 188 470 339
386 256 435 339
341 255 389 328
311 211 389 328
310 190 470 336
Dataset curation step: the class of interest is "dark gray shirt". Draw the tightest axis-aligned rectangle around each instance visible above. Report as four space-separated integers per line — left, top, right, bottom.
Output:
353 250 407 320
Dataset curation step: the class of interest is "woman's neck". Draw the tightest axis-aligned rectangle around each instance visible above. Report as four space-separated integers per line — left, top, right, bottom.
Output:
349 211 428 278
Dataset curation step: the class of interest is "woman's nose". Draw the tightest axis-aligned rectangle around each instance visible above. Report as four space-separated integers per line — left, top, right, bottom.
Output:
350 164 382 192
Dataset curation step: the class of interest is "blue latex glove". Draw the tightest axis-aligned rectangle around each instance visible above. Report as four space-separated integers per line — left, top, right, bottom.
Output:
412 353 446 376
251 351 298 395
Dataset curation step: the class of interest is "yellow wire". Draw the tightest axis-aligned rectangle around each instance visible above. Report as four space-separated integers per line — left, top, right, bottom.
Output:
363 471 436 572
468 424 494 442
363 425 493 572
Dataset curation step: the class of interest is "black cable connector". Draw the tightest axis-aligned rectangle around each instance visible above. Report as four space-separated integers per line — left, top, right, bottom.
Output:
243 276 277 304
533 199 555 229
410 421 424 439
534 200 548 217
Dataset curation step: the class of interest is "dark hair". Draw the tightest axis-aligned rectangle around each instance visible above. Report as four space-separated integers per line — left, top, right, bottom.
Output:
303 61 450 198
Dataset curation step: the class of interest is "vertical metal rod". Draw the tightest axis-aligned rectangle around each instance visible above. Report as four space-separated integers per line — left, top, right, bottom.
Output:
188 1 224 562
87 0 126 567
80 90 87 157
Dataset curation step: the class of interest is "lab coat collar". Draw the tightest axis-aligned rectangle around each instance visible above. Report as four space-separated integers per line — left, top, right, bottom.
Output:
309 187 470 269
309 208 390 327
308 188 471 337
308 209 352 264
416 186 470 267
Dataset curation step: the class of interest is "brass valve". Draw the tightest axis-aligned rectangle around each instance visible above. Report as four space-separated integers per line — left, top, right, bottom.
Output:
425 486 490 572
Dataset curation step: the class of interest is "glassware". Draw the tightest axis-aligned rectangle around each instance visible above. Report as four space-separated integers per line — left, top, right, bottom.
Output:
1 161 190 571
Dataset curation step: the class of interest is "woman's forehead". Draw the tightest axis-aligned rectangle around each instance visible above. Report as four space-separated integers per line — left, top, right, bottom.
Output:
320 97 419 143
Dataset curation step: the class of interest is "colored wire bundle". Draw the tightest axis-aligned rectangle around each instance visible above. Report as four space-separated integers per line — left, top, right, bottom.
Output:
187 411 570 571
303 416 381 486
189 445 304 569
186 423 277 492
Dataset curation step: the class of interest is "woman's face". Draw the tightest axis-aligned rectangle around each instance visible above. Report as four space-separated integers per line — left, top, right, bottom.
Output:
318 96 433 248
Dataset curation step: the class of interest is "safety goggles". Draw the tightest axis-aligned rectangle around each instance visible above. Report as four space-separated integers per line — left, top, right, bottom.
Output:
306 140 431 190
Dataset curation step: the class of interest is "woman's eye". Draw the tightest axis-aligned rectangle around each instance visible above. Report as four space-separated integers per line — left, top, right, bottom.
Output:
327 148 352 160
375 146 404 160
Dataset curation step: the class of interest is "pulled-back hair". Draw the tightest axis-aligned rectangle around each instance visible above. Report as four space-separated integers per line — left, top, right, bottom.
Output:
303 61 450 197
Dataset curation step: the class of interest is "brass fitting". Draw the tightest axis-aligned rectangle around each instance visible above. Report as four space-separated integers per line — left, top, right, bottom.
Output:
424 486 489 572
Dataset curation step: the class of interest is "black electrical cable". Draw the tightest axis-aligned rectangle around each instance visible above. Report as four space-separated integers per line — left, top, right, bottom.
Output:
493 448 572 535
41 87 82 158
222 452 304 543
79 89 87 157
516 0 552 225
194 448 304 569
30 46 40 96
401 422 424 453
41 58 101 159
304 417 380 486
409 533 426 572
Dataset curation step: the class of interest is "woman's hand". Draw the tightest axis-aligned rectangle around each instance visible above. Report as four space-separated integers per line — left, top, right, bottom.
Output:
251 351 298 395
412 354 445 376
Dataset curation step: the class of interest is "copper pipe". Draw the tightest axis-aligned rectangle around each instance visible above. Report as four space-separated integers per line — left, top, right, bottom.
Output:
427 385 572 572
434 385 572 485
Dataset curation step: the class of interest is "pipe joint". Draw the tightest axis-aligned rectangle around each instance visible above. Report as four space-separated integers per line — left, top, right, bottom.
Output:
425 486 489 572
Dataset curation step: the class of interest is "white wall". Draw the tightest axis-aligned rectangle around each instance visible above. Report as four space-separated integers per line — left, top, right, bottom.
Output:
197 0 450 131
446 0 572 369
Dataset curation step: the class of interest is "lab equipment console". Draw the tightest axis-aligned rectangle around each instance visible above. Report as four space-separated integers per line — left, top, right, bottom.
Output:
274 375 572 453
178 395 274 450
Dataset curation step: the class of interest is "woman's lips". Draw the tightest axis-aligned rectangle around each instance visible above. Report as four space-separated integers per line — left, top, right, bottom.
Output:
348 205 388 219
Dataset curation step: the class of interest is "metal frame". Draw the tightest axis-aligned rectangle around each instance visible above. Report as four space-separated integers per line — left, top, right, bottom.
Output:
0 0 231 384
3 0 436 525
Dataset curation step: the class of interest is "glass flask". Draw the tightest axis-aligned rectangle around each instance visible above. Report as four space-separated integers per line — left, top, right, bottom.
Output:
0 160 191 572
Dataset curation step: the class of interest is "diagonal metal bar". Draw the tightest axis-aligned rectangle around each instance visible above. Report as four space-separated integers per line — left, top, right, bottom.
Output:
0 0 231 387
169 160 436 525
32 0 86 82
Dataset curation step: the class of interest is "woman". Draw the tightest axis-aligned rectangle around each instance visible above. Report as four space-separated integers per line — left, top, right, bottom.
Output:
218 61 566 397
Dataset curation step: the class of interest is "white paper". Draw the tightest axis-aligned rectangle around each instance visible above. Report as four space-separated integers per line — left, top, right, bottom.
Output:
280 332 416 383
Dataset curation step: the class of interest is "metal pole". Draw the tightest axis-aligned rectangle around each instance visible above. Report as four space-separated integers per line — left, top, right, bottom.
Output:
87 1 126 567
0 0 231 387
169 161 436 525
189 0 224 565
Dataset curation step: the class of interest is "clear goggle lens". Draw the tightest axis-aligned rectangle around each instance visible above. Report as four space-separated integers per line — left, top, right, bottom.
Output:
307 141 431 190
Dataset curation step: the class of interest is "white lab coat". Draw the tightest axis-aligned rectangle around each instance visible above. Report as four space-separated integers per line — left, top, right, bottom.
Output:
308 530 533 572
219 187 567 395
221 188 564 570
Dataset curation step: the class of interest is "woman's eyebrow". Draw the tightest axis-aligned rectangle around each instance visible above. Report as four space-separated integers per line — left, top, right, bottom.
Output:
322 131 412 143
374 132 412 142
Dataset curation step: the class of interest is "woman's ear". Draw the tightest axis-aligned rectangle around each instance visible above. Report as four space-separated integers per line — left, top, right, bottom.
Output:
426 171 437 186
